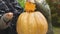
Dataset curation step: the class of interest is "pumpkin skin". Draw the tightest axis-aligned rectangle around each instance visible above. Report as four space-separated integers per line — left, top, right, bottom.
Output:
16 11 48 34
16 2 48 34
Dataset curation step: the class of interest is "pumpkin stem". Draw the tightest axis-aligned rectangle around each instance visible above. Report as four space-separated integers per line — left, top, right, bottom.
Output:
25 2 36 12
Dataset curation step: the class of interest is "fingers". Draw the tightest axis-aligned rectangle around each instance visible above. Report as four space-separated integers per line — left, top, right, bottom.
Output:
4 12 13 20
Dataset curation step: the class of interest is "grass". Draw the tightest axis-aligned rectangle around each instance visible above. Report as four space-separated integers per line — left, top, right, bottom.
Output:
53 27 60 34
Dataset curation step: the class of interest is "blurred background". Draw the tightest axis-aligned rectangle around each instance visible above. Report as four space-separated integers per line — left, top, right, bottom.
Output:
46 0 60 34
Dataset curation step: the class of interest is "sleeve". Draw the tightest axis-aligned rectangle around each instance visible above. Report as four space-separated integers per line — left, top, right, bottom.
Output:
0 14 9 30
0 1 11 29
0 0 9 11
0 10 8 30
0 10 5 19
8 0 24 29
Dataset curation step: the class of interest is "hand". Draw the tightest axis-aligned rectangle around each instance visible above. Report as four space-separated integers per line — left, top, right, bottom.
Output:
4 12 13 20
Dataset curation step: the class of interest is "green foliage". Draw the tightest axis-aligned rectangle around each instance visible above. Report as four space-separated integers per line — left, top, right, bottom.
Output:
46 0 60 27
18 0 25 8
53 27 60 34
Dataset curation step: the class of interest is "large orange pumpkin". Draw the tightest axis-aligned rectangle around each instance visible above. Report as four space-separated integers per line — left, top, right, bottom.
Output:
16 2 48 34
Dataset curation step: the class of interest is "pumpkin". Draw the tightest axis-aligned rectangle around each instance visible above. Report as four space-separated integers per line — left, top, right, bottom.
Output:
16 2 48 34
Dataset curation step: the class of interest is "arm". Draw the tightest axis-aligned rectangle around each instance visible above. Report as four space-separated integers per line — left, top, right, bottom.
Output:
0 0 14 29
0 14 9 30
7 0 24 29
0 11 13 30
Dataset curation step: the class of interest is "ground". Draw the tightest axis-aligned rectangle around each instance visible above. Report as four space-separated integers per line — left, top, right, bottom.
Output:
53 27 60 34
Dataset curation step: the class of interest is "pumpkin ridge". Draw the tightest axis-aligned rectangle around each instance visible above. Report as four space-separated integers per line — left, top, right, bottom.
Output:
23 12 29 34
28 13 37 34
34 12 42 34
36 12 48 28
33 13 38 34
19 13 26 34
28 13 33 34
27 13 30 34
34 12 48 34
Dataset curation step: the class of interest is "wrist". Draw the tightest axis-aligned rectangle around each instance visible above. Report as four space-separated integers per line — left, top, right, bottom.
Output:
3 17 10 23
1 15 11 24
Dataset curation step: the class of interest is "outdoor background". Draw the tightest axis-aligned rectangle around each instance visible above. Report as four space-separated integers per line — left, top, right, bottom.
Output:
46 0 60 34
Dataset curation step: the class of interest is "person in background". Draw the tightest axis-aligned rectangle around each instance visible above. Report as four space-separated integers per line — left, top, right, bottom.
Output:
0 0 23 34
